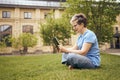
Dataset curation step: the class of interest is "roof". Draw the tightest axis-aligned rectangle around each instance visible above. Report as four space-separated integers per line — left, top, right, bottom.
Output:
0 0 65 9
32 0 66 2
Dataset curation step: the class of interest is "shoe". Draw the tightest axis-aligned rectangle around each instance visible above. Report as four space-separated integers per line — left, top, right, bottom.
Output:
62 61 67 64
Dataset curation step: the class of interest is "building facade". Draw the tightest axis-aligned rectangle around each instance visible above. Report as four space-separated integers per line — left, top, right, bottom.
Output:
0 0 65 52
112 14 120 49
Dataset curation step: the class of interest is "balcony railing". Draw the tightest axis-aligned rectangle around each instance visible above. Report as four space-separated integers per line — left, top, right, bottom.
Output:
0 18 15 22
0 18 45 23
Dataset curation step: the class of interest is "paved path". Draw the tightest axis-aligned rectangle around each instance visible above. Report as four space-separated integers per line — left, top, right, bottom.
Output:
103 49 120 56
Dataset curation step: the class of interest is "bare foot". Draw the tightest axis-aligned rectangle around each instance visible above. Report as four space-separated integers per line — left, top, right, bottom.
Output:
68 65 73 70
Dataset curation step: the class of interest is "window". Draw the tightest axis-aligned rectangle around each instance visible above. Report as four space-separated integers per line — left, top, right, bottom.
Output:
0 25 12 46
2 11 11 18
22 25 33 34
116 27 118 32
24 12 32 19
44 12 51 19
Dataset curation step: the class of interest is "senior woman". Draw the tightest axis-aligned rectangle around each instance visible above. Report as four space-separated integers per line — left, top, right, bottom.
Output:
59 13 100 69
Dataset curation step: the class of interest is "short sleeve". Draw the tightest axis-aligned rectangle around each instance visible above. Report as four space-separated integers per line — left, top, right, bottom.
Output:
84 31 96 43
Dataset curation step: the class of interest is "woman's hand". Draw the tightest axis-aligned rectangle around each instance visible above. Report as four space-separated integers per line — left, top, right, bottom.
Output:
58 45 69 53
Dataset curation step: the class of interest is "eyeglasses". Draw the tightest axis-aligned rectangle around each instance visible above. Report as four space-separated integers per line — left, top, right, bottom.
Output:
73 24 78 27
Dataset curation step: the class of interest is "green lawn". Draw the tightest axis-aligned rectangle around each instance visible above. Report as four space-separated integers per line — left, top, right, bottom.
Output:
0 53 120 80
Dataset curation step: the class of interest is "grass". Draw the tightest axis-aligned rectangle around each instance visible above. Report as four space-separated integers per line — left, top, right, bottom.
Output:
0 53 120 80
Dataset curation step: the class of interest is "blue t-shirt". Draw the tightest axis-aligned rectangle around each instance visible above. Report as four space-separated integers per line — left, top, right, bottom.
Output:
77 29 100 66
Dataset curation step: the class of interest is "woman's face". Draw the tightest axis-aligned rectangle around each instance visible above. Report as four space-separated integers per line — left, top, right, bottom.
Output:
72 20 84 34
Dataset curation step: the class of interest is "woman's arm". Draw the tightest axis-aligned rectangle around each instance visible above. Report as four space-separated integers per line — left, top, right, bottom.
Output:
59 43 92 56
67 43 78 50
59 43 78 52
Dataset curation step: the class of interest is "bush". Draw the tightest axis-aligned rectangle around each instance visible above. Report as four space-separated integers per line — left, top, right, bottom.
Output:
11 33 38 54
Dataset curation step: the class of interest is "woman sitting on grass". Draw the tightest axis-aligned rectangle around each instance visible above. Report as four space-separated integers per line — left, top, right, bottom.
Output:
59 13 101 69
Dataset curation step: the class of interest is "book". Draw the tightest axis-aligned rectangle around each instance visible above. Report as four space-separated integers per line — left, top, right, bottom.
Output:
52 37 60 51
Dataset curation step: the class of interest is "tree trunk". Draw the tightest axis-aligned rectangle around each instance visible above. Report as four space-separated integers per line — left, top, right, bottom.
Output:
23 47 28 54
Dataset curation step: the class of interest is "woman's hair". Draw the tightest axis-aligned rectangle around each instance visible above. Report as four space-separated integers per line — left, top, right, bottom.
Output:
70 13 87 27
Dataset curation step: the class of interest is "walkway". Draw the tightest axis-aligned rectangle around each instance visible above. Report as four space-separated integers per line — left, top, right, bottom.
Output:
103 49 120 56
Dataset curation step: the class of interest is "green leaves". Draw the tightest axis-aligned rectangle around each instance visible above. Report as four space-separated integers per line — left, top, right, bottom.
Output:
11 33 37 53
40 17 71 46
65 0 120 44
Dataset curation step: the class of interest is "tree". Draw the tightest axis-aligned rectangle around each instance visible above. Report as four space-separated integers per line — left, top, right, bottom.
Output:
0 36 11 53
11 33 38 54
40 17 71 53
0 38 6 52
64 0 120 44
